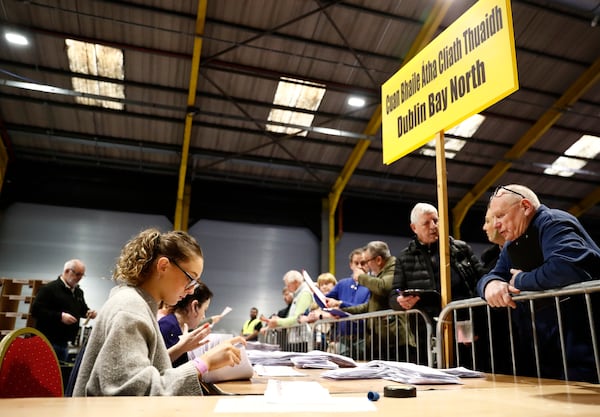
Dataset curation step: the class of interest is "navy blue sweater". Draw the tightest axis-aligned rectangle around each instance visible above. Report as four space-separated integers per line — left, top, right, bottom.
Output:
477 205 600 295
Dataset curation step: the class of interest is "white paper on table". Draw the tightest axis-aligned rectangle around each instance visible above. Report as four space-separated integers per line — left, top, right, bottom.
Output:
264 380 330 404
214 396 376 413
253 365 307 377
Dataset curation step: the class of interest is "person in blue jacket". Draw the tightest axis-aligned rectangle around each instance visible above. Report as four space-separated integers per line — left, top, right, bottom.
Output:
324 248 371 356
478 184 600 382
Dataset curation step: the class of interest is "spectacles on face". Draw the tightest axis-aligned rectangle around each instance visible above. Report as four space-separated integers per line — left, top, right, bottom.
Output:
169 258 201 290
492 185 526 200
361 256 377 266
69 268 85 278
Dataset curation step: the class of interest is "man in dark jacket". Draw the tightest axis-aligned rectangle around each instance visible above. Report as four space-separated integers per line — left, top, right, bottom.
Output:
389 202 485 368
31 259 97 362
390 203 484 317
478 184 600 382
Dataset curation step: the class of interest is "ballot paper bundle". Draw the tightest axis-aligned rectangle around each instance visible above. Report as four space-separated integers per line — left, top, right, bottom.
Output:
246 349 357 368
244 341 281 351
320 360 484 385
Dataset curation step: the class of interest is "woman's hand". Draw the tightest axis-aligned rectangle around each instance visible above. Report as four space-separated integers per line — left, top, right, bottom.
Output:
202 336 247 371
179 323 211 350
166 322 211 362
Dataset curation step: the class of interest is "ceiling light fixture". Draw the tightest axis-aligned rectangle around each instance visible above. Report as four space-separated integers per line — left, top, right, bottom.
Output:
5 32 29 46
348 97 365 108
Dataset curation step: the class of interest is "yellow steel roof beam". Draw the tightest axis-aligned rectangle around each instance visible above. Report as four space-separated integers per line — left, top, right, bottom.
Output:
569 186 600 217
174 0 208 231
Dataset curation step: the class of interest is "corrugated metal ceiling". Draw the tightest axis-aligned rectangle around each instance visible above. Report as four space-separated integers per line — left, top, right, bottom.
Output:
1 0 599 240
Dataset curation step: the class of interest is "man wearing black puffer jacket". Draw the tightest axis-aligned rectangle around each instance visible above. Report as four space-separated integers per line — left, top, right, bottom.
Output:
389 202 486 369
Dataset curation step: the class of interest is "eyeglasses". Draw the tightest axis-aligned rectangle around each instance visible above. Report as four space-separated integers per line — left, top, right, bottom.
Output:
169 258 201 290
492 185 526 200
69 269 85 278
360 256 377 265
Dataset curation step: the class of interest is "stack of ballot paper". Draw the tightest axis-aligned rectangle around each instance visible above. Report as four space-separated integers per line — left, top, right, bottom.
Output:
245 341 280 351
291 356 338 369
321 360 484 385
246 350 357 368
253 365 307 377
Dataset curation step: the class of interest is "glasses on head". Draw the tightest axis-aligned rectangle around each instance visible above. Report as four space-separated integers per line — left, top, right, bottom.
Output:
69 269 85 278
492 185 526 200
169 258 201 290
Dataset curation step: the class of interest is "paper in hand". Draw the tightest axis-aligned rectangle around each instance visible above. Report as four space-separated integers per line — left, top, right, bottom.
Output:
302 270 327 308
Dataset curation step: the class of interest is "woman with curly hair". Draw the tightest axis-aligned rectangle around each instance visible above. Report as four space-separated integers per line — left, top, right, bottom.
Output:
73 228 245 396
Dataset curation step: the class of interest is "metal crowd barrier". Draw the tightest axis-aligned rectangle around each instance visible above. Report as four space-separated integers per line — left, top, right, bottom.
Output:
259 309 435 367
257 281 599 382
436 280 600 383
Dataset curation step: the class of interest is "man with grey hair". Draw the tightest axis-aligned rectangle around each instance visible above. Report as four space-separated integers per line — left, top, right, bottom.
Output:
343 241 414 361
263 270 313 351
390 202 484 318
389 202 485 367
478 184 600 299
478 184 600 382
31 259 97 362
265 270 312 328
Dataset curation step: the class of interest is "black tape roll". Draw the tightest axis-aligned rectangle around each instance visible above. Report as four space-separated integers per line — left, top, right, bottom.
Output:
383 384 417 398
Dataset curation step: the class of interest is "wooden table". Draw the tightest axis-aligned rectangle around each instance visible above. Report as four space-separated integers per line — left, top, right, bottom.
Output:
2 372 599 416
216 368 598 395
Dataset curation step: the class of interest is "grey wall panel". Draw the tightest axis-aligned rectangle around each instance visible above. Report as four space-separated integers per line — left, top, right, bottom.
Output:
189 220 320 336
0 202 172 326
0 202 490 339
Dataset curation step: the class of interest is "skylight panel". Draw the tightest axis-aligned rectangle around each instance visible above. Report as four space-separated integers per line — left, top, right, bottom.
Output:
266 77 326 137
446 114 485 137
544 135 600 177
419 114 485 158
65 39 125 110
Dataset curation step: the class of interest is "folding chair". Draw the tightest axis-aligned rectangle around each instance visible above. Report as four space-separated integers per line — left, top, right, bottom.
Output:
0 327 63 397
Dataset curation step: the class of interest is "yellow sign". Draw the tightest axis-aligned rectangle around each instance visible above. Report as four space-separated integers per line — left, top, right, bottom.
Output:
381 0 518 165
